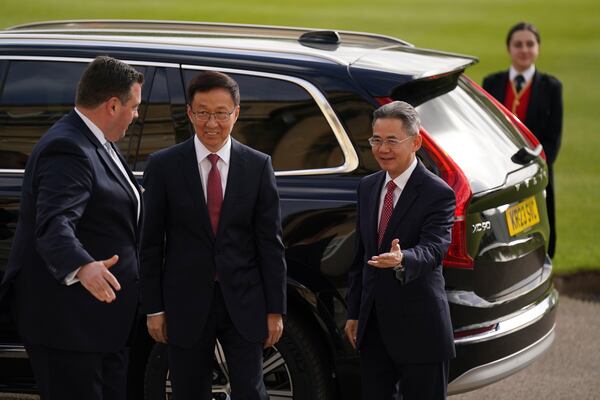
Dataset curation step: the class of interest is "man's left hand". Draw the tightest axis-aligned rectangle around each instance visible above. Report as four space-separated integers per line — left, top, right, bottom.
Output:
264 313 284 349
367 238 403 268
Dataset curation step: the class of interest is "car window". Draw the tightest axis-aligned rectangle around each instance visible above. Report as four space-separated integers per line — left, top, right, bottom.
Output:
183 69 344 172
0 61 87 169
0 60 146 169
417 79 526 193
135 68 180 171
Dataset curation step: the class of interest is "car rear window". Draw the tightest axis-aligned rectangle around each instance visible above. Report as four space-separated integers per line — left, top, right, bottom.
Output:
417 78 528 193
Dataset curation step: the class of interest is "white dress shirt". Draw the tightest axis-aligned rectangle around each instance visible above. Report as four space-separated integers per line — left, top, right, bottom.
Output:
377 157 418 227
194 134 232 201
509 64 536 86
64 108 141 285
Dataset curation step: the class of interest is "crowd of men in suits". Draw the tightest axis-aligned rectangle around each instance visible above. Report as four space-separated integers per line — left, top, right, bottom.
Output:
0 19 561 400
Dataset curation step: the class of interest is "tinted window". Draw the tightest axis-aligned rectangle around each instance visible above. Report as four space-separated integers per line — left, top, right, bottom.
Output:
0 61 87 168
135 68 179 171
417 79 526 193
0 60 146 169
183 70 343 172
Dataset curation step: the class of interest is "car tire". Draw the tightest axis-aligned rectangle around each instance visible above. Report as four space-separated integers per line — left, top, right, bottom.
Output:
143 314 334 400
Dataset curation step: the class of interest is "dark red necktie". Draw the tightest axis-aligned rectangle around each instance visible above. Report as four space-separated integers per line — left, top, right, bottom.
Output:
207 153 223 235
377 180 397 248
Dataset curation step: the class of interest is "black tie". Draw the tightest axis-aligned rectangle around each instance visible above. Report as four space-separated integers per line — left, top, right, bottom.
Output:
515 75 525 93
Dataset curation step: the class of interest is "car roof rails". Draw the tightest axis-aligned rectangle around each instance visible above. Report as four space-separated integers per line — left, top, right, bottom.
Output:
5 19 413 48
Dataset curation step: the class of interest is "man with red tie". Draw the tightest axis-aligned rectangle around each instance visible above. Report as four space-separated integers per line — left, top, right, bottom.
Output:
345 101 456 400
140 71 286 399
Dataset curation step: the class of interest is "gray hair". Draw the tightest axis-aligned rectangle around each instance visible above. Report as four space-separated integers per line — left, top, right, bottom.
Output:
372 101 421 136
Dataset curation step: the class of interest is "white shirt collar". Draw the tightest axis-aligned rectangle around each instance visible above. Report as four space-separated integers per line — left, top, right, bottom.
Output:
384 157 418 190
509 64 536 84
194 134 232 166
74 107 108 146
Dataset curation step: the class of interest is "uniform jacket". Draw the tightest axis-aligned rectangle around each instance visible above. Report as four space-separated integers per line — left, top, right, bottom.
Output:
483 70 563 164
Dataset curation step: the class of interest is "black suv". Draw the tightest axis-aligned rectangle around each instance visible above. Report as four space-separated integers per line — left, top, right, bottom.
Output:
0 20 557 399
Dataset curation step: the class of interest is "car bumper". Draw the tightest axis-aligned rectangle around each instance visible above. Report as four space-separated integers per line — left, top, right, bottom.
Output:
448 287 558 395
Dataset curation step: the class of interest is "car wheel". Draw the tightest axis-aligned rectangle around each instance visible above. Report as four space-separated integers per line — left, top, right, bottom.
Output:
144 314 333 400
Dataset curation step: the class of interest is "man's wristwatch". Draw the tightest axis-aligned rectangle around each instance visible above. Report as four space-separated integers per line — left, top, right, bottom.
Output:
393 263 406 284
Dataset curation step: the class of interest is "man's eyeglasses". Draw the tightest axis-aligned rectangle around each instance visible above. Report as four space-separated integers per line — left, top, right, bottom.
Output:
368 136 412 148
190 109 236 122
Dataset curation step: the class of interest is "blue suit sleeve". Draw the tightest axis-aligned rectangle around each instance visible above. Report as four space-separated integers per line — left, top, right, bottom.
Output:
346 182 364 320
254 156 287 315
33 139 95 281
140 154 168 314
402 186 455 283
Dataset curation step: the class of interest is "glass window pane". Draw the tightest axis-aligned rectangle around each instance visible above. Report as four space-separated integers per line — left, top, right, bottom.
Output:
183 70 343 172
0 60 146 169
0 61 87 168
135 68 177 171
417 80 525 193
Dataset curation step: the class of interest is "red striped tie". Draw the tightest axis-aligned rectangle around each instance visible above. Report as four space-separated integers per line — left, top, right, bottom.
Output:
377 180 396 248
207 153 223 235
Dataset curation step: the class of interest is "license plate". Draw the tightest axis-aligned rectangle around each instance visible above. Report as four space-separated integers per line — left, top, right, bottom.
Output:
505 196 540 236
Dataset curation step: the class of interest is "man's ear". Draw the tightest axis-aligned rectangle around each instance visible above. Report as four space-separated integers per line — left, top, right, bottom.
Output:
231 105 241 124
106 97 119 114
413 133 423 152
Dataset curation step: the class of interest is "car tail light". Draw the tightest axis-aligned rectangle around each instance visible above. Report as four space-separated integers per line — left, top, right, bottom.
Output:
375 96 394 106
420 129 474 269
374 96 474 269
463 76 547 161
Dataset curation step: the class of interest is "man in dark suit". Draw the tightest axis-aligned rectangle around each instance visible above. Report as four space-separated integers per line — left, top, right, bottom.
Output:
345 101 455 400
483 22 563 258
1 56 144 399
140 71 286 400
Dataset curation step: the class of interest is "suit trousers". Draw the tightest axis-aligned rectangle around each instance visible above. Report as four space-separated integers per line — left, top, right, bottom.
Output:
167 283 267 400
359 309 449 400
25 343 128 400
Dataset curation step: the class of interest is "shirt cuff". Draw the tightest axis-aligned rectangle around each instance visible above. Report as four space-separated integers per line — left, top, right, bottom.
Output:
63 267 81 286
147 311 165 316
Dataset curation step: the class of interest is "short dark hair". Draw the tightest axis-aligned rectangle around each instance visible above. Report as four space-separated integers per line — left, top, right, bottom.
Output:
506 22 541 47
187 71 240 106
372 101 420 136
76 56 144 108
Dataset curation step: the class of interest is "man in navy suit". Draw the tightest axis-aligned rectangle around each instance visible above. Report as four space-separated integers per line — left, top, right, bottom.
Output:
1 56 144 399
345 101 455 400
140 71 286 400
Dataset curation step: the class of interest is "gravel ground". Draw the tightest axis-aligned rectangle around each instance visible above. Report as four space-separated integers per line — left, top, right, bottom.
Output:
2 294 598 400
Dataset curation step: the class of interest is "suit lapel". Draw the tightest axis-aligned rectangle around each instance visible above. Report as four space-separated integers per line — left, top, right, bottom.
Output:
367 172 386 255
69 111 138 223
379 162 424 252
113 146 144 230
179 137 214 241
105 143 138 218
525 71 542 128
495 71 509 104
216 139 246 237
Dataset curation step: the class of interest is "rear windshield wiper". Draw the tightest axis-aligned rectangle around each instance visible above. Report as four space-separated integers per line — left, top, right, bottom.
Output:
511 144 543 165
